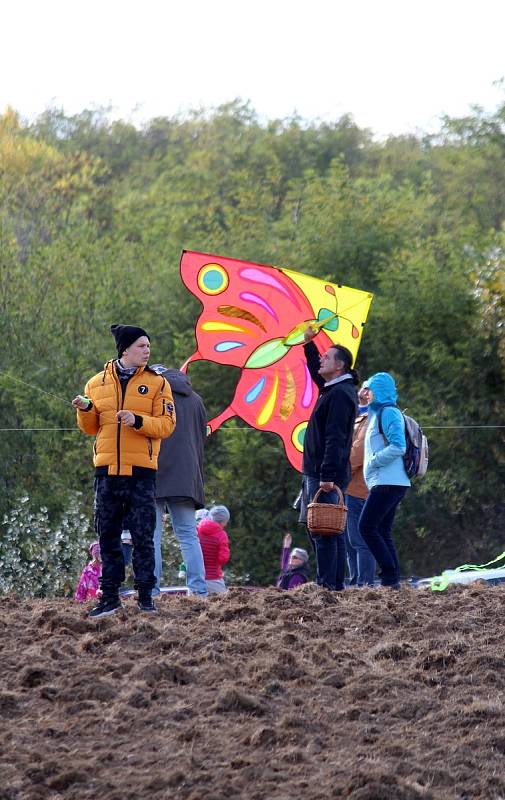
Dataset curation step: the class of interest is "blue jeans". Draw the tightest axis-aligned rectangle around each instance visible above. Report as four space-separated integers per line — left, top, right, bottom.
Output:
303 476 346 591
122 543 132 567
345 494 376 586
154 500 207 597
358 485 407 586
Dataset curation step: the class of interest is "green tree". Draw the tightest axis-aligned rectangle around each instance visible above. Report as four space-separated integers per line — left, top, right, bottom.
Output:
1 100 504 593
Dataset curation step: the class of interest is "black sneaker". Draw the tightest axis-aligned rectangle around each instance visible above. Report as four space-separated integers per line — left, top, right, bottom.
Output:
88 597 123 619
137 596 158 613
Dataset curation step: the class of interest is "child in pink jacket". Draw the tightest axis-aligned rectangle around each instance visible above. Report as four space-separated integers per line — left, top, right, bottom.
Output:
75 541 102 602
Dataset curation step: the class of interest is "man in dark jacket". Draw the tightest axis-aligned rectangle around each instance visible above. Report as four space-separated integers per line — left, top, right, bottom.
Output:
300 328 358 590
150 366 208 596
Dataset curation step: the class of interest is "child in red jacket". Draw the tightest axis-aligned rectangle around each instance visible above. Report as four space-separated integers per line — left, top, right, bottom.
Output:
197 505 230 594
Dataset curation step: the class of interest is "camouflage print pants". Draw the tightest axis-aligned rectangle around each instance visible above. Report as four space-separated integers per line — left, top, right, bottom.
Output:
93 474 156 595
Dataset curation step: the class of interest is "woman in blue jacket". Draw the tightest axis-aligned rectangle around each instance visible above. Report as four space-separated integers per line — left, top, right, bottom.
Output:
359 372 410 588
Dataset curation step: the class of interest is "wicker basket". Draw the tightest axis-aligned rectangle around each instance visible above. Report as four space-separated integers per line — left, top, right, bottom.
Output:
307 487 347 535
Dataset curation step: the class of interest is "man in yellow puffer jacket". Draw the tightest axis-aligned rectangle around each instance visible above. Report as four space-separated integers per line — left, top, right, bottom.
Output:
72 324 176 618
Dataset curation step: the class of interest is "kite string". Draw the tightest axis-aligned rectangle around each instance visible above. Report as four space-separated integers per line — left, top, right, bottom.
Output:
423 425 505 429
0 372 502 429
1 424 505 432
0 368 503 430
0 368 74 407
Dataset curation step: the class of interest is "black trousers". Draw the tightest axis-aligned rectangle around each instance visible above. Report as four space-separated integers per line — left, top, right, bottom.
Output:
359 485 408 587
94 474 156 596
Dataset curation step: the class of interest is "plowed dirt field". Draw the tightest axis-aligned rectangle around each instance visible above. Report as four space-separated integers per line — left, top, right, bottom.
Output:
2 582 505 799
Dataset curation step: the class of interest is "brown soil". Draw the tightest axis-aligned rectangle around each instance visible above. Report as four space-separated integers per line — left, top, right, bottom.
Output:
2 582 505 800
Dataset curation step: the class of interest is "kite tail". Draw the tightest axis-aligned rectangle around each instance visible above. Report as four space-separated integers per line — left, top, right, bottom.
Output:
207 407 236 434
430 550 505 591
180 352 202 374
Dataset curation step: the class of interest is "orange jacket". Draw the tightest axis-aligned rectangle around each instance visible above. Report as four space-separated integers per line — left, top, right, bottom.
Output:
76 361 176 476
347 413 369 500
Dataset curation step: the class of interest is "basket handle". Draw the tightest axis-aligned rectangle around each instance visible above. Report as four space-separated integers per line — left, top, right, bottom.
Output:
312 485 345 506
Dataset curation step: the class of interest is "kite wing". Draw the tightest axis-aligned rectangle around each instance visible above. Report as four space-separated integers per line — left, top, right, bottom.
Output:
180 250 373 471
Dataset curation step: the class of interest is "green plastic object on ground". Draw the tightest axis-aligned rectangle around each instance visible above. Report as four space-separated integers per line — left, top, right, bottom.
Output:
430 550 505 591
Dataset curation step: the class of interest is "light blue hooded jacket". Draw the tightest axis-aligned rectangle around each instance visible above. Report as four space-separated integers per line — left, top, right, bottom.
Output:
363 372 410 489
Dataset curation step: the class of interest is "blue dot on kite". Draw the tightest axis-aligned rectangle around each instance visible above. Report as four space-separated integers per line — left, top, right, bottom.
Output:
245 376 266 403
197 263 229 295
204 271 223 290
215 341 245 352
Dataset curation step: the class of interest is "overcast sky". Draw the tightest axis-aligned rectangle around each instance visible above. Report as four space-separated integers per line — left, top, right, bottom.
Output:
2 0 504 137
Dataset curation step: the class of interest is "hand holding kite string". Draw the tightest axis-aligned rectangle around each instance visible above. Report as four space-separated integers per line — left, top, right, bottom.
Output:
179 250 373 471
72 395 91 410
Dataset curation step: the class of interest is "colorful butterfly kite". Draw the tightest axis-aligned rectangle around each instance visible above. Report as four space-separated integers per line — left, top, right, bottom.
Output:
180 250 373 472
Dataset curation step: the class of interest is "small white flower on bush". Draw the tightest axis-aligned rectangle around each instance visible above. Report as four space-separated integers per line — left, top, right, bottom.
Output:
0 493 92 597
